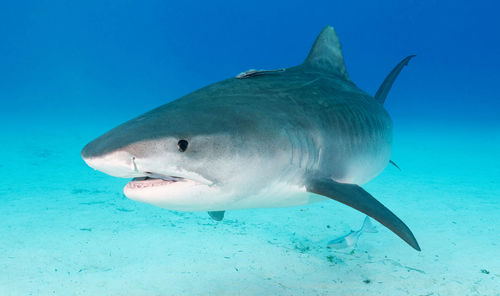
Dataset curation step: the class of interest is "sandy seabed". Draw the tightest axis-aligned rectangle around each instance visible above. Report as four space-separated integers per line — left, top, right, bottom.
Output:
0 121 499 296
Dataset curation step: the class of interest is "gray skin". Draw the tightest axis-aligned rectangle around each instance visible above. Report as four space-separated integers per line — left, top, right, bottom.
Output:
83 64 389 184
82 26 420 251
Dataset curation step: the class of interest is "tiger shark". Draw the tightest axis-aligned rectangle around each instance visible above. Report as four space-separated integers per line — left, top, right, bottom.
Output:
81 26 420 251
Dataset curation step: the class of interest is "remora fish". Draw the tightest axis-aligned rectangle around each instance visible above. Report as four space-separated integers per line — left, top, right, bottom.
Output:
328 216 377 250
81 26 421 250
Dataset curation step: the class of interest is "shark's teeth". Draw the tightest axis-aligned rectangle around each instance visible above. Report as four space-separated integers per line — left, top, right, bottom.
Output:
126 174 189 190
126 178 177 189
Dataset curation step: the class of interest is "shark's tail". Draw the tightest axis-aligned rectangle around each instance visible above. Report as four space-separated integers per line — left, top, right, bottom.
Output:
374 55 416 104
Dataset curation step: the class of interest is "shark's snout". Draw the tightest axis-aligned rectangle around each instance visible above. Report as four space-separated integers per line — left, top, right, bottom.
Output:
81 137 106 159
81 141 138 178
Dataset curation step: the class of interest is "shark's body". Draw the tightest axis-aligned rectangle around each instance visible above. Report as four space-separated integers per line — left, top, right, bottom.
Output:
82 26 420 250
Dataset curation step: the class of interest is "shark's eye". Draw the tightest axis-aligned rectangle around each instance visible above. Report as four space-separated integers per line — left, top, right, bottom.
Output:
177 139 188 152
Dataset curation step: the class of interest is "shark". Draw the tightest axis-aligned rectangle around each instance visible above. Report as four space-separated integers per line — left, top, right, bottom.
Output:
81 26 420 251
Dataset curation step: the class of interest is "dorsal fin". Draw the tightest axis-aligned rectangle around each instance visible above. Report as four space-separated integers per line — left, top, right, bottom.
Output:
374 55 416 104
302 26 350 81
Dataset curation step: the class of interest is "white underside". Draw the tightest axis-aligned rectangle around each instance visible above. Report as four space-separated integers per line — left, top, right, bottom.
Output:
123 178 328 212
84 142 387 212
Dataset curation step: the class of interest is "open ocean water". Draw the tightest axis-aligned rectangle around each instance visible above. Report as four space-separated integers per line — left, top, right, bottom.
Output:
0 1 499 295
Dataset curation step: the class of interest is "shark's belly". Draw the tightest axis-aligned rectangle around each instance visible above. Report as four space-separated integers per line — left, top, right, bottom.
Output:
142 182 328 212
221 184 328 210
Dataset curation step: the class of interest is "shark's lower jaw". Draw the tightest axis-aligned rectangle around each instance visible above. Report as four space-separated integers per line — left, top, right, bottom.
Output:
123 175 217 211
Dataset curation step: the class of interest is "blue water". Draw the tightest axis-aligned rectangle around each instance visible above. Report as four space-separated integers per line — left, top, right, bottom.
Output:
1 1 499 295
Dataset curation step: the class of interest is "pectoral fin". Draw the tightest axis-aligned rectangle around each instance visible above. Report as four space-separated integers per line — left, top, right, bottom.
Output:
208 211 225 221
306 177 420 251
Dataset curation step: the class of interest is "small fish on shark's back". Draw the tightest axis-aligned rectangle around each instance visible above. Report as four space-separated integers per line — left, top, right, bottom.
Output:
327 216 377 250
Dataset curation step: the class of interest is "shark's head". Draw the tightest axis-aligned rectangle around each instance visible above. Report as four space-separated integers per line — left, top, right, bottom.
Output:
81 91 295 211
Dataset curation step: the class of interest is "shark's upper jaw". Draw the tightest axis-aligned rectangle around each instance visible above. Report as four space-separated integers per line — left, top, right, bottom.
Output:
83 152 215 206
81 146 213 187
82 150 138 178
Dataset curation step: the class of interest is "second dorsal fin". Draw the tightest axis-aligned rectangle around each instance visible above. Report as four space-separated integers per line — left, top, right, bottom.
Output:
302 26 350 81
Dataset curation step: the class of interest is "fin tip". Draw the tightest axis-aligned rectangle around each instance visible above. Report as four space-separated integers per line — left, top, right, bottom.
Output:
303 26 350 80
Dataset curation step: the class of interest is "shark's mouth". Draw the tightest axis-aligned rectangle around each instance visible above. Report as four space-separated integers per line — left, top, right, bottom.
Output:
125 176 192 189
123 172 218 211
